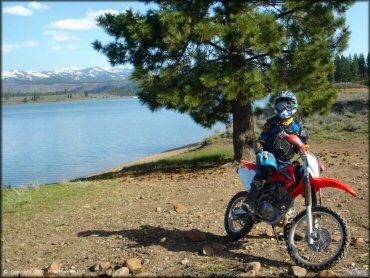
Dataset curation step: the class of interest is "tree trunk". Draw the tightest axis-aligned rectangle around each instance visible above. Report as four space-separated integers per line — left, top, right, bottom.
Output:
232 100 255 161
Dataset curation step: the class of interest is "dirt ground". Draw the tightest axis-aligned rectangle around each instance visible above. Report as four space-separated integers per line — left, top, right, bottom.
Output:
1 139 369 277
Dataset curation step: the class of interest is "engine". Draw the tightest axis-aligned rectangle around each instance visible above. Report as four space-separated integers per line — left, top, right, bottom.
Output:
256 181 293 222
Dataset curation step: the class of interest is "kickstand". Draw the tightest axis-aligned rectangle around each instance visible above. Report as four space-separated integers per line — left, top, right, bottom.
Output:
271 225 280 246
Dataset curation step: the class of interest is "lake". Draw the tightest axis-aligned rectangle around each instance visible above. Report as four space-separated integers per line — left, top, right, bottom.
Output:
2 98 225 188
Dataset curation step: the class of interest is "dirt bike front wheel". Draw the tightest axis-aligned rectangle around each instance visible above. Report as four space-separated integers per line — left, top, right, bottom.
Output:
285 206 350 271
224 191 254 240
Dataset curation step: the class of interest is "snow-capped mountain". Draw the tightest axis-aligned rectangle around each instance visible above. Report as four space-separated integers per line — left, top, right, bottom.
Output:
2 66 132 83
2 66 135 94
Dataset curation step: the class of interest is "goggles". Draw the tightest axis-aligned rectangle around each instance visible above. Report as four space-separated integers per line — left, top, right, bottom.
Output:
275 100 294 112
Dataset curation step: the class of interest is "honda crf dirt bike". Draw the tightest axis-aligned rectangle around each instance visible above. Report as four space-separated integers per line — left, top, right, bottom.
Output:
224 133 358 270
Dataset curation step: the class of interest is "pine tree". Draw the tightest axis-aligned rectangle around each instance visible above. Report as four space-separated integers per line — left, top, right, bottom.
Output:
93 0 353 160
351 54 360 82
340 55 351 82
358 53 366 80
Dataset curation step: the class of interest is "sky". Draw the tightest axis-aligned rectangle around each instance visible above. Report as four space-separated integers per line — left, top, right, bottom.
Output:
2 1 369 71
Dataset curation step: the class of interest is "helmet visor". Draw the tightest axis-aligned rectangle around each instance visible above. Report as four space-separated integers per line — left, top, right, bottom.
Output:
275 100 293 112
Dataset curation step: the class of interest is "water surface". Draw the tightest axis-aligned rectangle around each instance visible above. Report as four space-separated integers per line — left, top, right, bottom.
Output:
2 98 224 187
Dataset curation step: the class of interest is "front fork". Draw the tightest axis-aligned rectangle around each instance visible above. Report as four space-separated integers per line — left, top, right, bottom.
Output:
302 155 319 245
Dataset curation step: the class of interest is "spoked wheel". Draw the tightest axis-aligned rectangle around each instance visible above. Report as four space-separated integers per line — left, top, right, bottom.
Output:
285 206 350 271
224 191 254 240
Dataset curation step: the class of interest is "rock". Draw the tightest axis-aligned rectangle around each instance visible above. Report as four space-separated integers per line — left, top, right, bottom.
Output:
238 270 256 277
245 262 261 275
315 269 338 277
211 243 227 254
44 261 62 275
92 263 101 272
186 229 207 242
100 261 112 271
221 162 232 168
112 267 130 277
181 258 189 265
5 259 10 263
91 261 112 272
337 203 343 208
263 229 274 237
156 207 162 212
245 270 256 277
202 245 215 256
105 268 113 276
352 237 366 246
174 204 188 213
289 265 307 277
126 258 142 273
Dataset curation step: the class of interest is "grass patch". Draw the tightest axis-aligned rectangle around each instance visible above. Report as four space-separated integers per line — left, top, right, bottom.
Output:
2 180 121 215
195 260 241 277
81 143 234 181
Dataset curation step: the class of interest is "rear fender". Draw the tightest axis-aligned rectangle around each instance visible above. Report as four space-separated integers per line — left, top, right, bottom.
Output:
238 160 257 192
240 160 258 171
291 177 358 198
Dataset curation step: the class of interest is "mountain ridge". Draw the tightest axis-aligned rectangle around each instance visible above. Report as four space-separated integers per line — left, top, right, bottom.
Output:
2 66 135 94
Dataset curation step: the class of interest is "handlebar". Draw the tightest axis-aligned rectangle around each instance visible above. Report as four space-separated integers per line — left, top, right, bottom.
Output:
281 133 308 155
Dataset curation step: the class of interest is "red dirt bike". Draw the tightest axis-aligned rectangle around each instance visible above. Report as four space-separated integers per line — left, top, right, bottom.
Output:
224 133 358 270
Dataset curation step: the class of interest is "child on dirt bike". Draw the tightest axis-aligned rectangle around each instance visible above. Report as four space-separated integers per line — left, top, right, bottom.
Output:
247 90 309 209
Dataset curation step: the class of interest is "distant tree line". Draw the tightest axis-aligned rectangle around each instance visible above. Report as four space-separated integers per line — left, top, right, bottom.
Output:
2 91 69 98
331 53 369 85
3 86 138 98
108 86 138 96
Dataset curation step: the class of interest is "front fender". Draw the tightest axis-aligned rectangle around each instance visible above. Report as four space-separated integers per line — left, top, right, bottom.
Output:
310 177 358 197
291 177 358 198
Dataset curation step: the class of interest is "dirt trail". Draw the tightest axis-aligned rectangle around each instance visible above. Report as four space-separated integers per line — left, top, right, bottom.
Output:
2 139 368 277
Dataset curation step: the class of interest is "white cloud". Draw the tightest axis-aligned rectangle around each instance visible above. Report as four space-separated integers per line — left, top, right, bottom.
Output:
28 2 49 10
67 44 76 50
3 43 22 53
4 5 33 16
51 45 62 51
86 9 120 20
48 9 119 31
43 30 80 42
49 18 96 31
23 40 39 47
3 40 39 53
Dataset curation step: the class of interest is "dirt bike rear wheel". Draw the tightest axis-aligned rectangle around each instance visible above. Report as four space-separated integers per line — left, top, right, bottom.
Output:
224 191 254 240
285 206 350 271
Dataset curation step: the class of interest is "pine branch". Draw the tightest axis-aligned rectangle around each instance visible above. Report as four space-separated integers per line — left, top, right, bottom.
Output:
205 40 231 54
245 53 269 63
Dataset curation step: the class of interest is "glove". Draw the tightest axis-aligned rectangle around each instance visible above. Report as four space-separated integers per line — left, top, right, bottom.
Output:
253 140 265 154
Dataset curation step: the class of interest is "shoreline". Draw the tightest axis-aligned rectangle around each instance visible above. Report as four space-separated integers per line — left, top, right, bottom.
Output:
1 95 137 106
84 142 203 178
